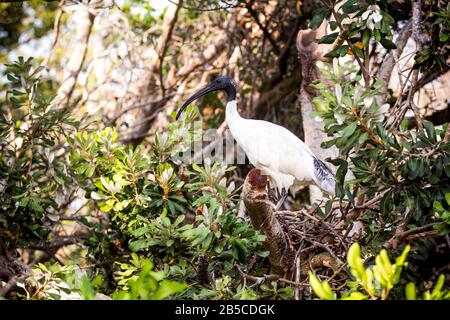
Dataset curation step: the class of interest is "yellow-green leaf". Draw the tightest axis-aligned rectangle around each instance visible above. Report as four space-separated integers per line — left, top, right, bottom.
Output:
405 282 417 300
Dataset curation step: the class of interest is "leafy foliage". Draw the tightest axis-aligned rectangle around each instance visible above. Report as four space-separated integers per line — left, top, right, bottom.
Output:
310 0 396 60
309 243 450 300
1 0 449 301
312 46 450 254
17 258 185 300
0 58 270 300
68 115 268 298
308 0 450 295
414 2 450 70
0 57 81 247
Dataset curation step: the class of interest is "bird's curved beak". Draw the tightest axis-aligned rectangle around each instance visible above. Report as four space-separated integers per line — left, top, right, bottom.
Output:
176 82 221 120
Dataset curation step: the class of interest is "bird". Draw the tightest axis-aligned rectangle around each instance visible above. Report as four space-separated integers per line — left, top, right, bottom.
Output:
176 76 336 208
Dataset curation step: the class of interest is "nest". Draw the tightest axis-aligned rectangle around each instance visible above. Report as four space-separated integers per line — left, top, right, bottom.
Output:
241 169 355 299
275 209 351 296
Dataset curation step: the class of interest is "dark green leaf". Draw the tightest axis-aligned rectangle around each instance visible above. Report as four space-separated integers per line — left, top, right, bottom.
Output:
339 45 350 57
423 120 436 143
324 47 342 58
318 32 340 44
336 161 348 185
362 29 371 47
342 0 359 14
310 8 329 30
380 38 397 49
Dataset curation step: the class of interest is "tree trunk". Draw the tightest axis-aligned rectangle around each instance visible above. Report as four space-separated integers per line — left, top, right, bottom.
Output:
296 23 338 204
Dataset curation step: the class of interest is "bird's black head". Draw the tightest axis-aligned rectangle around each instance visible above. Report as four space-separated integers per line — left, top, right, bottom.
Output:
176 76 237 120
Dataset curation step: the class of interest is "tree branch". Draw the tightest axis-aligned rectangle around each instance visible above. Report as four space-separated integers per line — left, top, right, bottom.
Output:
53 4 95 109
245 1 280 55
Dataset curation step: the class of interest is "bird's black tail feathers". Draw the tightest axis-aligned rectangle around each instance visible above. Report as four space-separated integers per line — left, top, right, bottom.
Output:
312 157 336 195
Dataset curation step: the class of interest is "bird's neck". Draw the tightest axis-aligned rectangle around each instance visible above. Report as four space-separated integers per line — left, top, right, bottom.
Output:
225 100 242 121
225 100 244 134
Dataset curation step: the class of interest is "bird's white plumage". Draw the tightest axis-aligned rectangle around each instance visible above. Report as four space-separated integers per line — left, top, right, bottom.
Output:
226 100 335 196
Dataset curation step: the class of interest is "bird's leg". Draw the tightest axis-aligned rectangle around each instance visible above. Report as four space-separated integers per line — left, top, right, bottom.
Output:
274 188 288 211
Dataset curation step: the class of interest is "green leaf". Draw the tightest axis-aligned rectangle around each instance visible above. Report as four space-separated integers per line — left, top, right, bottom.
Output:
341 0 359 14
338 45 350 57
324 47 342 58
405 282 417 300
362 29 371 47
431 275 445 298
342 291 368 300
380 38 397 49
347 243 361 270
374 29 381 42
380 191 393 215
129 239 156 251
342 122 357 138
91 191 106 200
53 174 65 185
439 33 449 42
358 132 369 144
318 32 340 44
400 119 409 132
310 8 329 30
352 45 364 59
80 275 96 300
423 120 436 142
308 271 335 300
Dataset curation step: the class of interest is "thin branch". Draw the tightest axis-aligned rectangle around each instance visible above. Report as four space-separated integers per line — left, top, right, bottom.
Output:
43 0 65 66
245 1 280 55
166 0 242 12
108 95 173 125
23 234 91 252
412 1 430 46
407 70 424 130
330 6 370 88
53 4 95 109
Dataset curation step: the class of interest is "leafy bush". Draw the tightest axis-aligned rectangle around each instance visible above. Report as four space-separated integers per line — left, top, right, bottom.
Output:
309 243 450 300
313 61 450 248
68 121 268 298
309 3 450 273
0 57 82 247
2 0 449 300
16 258 186 300
0 58 269 300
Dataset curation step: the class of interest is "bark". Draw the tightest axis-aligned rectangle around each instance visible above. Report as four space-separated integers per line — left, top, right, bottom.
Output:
242 169 295 276
412 0 430 46
296 23 338 204
54 5 95 109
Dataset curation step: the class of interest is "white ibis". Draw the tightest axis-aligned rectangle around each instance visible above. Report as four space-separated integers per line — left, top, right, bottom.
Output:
176 76 336 208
